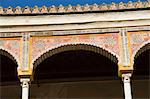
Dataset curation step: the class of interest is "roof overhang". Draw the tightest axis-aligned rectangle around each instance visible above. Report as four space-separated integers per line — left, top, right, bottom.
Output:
0 9 150 33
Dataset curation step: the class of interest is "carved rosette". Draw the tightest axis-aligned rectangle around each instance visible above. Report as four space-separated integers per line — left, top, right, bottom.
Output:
31 33 120 65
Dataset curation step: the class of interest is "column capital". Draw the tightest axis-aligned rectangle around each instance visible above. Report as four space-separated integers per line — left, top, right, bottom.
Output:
20 78 30 86
122 73 132 83
118 64 133 77
122 73 131 77
20 78 30 82
20 78 30 99
122 73 132 99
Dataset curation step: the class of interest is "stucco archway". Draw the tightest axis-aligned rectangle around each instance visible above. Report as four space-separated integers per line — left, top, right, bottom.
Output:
33 44 119 71
30 44 123 99
0 48 19 66
32 44 119 81
0 49 21 98
133 43 150 77
132 43 150 98
0 49 19 82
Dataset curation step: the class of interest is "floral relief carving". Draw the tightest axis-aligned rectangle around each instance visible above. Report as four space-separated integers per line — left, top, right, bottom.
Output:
0 39 21 65
32 33 119 63
129 31 150 57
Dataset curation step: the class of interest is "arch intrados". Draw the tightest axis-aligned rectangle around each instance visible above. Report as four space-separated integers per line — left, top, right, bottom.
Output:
33 44 119 71
133 43 149 78
134 43 150 62
0 49 18 66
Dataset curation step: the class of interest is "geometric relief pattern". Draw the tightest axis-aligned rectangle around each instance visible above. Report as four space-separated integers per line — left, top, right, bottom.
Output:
129 31 150 60
0 38 21 66
32 33 120 64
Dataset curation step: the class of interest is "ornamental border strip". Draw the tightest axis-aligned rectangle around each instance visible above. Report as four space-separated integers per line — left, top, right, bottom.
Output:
0 26 150 37
0 1 150 15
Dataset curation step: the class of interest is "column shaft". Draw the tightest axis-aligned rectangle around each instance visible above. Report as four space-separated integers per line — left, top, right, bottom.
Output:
122 74 132 99
20 78 30 99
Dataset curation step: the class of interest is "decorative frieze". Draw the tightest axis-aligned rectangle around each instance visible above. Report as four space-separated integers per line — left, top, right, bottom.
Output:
31 33 120 67
1 26 150 38
0 1 149 15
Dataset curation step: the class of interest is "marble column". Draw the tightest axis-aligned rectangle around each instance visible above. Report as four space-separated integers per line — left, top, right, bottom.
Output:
122 73 132 99
20 78 30 99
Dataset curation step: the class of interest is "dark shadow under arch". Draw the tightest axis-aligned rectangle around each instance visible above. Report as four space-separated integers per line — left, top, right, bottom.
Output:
134 43 150 62
0 49 17 65
132 43 150 98
33 44 119 82
32 45 122 99
133 43 150 77
0 49 19 84
33 44 118 71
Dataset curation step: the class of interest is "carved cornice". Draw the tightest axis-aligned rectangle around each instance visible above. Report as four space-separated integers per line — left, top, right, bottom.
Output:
0 26 150 37
0 1 149 15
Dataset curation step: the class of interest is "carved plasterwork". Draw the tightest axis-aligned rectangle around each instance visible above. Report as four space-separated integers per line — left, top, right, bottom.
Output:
0 38 21 67
1 26 150 38
21 33 30 70
31 33 120 69
128 31 150 65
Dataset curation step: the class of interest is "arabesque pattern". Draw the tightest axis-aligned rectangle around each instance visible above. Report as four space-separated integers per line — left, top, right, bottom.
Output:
31 33 120 65
129 31 150 62
0 38 21 66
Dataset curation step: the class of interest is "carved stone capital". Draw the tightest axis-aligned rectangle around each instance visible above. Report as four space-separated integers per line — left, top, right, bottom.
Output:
20 78 30 87
122 73 131 82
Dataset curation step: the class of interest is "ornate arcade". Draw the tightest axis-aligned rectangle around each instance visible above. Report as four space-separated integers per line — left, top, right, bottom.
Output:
0 1 150 99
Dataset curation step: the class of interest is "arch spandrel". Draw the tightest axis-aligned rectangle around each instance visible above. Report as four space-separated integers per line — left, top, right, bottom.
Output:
31 33 121 70
0 38 21 67
32 44 119 70
128 31 150 65
0 48 18 65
